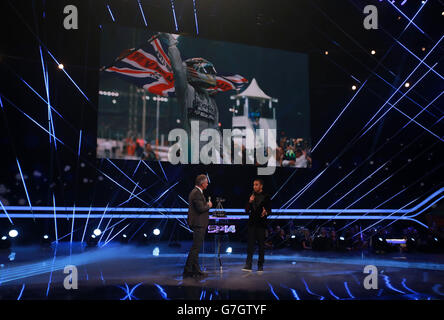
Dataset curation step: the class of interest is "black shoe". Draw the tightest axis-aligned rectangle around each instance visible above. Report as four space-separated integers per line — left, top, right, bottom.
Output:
242 265 252 272
257 265 264 274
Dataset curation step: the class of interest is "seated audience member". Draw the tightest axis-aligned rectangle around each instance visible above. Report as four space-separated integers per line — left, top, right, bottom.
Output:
329 230 339 251
302 229 312 250
313 227 330 251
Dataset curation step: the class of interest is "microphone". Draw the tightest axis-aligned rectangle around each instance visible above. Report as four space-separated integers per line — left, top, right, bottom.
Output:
208 196 211 203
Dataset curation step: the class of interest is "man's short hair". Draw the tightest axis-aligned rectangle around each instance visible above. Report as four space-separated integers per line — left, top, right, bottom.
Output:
254 178 264 186
195 174 208 186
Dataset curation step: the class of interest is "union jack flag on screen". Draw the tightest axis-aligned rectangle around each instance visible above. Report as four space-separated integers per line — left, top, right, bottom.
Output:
103 37 248 96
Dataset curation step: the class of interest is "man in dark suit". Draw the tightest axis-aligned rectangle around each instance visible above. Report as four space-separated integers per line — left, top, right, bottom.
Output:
183 174 213 278
242 178 271 273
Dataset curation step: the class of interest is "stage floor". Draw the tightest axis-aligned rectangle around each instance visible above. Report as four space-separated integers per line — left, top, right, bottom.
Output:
1 242 443 300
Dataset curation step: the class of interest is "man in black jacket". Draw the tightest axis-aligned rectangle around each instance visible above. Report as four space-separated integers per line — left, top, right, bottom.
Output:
242 178 271 273
183 174 213 278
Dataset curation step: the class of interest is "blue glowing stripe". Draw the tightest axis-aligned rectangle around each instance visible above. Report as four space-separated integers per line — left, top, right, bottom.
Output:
0 213 422 220
393 106 443 142
46 251 58 297
312 80 367 152
17 77 64 119
101 224 130 247
0 199 13 224
133 160 141 176
0 95 3 109
153 181 179 203
0 207 415 213
17 284 25 300
290 288 300 300
96 203 109 231
137 0 148 27
45 50 90 102
193 0 199 34
403 0 427 31
360 36 443 139
106 4 115 22
344 282 355 299
326 286 340 300
16 158 33 214
385 0 425 34
2 188 441 227
78 130 82 156
53 194 58 243
142 160 160 179
382 275 406 294
70 204 76 244
267 282 280 300
394 39 443 80
402 91 444 130
401 278 419 295
106 159 143 191
154 283 169 300
158 160 168 181
170 0 178 31
81 205 92 243
301 278 324 300
386 239 406 244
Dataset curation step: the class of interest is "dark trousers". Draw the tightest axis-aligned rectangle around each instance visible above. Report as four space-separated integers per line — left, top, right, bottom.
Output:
246 224 266 267
184 226 206 273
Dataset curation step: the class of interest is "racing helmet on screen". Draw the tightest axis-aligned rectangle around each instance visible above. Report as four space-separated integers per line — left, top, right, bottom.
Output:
184 57 217 88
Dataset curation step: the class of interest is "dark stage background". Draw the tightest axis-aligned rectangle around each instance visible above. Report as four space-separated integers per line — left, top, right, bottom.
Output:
0 0 443 233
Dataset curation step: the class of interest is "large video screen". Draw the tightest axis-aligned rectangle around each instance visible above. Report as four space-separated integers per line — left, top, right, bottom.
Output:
97 25 311 169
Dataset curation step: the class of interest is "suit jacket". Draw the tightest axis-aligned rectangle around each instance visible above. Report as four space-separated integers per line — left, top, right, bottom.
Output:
245 192 271 227
187 187 210 228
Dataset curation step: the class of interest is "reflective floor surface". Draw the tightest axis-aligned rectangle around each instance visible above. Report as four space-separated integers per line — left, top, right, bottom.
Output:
1 242 443 300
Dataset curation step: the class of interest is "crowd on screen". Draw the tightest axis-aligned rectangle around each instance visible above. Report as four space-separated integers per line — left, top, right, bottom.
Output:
276 137 312 168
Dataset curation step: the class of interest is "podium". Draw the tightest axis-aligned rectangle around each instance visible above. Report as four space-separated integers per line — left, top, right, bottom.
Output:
208 198 235 272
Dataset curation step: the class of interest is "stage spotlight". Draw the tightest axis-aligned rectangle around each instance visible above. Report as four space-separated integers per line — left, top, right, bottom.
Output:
93 229 102 236
153 228 160 236
404 82 410 88
422 47 426 52
58 64 64 70
8 229 18 238
371 50 376 55
406 237 418 252
137 232 150 245
226 247 232 254
352 85 357 91
324 51 328 55
291 235 296 239
121 233 129 244
340 236 345 241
